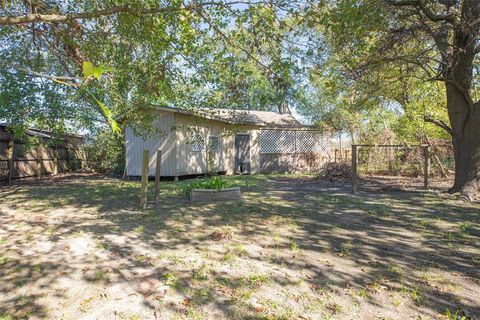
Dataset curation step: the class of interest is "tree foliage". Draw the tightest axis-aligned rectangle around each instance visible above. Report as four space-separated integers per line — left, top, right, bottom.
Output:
0 1 306 135
303 0 480 198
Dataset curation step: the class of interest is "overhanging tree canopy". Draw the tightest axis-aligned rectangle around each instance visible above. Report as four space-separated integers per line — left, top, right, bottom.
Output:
303 0 480 200
0 0 305 134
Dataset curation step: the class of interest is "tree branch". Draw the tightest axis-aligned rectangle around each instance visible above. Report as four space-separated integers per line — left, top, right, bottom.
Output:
423 114 452 135
0 2 249 26
385 0 456 24
194 6 274 74
16 66 83 86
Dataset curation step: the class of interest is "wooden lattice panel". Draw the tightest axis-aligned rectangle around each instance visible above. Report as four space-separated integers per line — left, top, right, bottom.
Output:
259 130 296 153
260 130 330 154
296 131 330 154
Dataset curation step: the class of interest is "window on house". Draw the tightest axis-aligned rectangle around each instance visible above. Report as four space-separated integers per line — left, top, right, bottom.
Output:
190 131 205 152
208 136 221 153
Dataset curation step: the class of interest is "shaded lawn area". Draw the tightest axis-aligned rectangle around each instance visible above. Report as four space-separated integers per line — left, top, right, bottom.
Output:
0 173 479 320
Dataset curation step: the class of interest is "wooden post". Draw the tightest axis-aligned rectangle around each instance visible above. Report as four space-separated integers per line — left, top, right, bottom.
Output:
36 158 41 178
352 145 358 194
6 136 14 185
65 144 70 171
53 145 58 175
140 149 149 210
423 145 430 190
387 138 393 173
155 150 162 205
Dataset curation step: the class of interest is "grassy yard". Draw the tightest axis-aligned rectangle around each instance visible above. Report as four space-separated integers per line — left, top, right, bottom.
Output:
0 173 479 320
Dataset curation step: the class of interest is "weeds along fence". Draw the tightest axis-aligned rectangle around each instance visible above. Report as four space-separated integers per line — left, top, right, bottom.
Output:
429 142 455 177
0 127 86 185
354 142 454 177
351 142 454 193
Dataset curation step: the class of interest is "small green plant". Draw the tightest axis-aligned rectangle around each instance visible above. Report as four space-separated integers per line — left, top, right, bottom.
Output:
221 251 235 262
47 225 56 236
337 241 352 256
182 176 232 198
79 296 95 312
232 244 248 256
190 287 213 305
242 274 270 287
445 308 467 320
94 269 110 281
357 287 369 299
290 239 299 252
0 255 10 266
0 313 16 320
133 225 145 234
410 287 424 305
164 272 177 286
458 221 473 234
192 264 208 281
186 307 207 320
32 264 43 273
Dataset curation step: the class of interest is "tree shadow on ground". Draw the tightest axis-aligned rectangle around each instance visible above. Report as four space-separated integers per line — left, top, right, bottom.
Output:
0 173 478 319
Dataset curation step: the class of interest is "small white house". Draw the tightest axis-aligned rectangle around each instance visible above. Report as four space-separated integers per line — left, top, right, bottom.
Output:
125 106 332 178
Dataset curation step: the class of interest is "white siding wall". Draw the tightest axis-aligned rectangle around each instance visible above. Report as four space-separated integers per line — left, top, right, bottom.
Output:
175 113 238 176
126 111 262 177
125 113 177 177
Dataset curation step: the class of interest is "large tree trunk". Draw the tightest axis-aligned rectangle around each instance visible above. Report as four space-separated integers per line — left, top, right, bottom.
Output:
447 86 480 200
443 0 480 201
450 126 480 201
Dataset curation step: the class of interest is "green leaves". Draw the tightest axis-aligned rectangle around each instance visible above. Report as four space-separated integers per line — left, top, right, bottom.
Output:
82 61 95 79
82 61 112 80
93 97 120 134
1 1 308 135
81 61 119 134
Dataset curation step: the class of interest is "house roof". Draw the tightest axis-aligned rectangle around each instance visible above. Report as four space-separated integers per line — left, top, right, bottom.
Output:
0 123 84 140
155 106 304 128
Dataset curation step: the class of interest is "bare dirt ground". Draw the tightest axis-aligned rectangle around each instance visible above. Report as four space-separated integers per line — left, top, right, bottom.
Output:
0 173 479 320
359 175 454 193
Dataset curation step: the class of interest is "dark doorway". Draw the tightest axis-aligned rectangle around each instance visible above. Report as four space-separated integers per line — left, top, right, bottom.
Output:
235 134 251 173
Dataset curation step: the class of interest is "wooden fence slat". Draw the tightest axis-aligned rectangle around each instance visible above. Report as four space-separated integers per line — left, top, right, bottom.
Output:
54 146 58 174
7 137 13 185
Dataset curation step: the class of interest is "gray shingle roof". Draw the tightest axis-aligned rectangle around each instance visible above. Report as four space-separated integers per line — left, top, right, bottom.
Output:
155 106 303 128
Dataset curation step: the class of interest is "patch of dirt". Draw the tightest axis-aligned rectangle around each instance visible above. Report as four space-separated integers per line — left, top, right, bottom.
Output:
1 171 106 188
360 174 454 192
0 173 478 320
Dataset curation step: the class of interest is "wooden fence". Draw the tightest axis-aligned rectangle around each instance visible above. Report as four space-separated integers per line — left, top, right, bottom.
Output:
0 130 85 184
